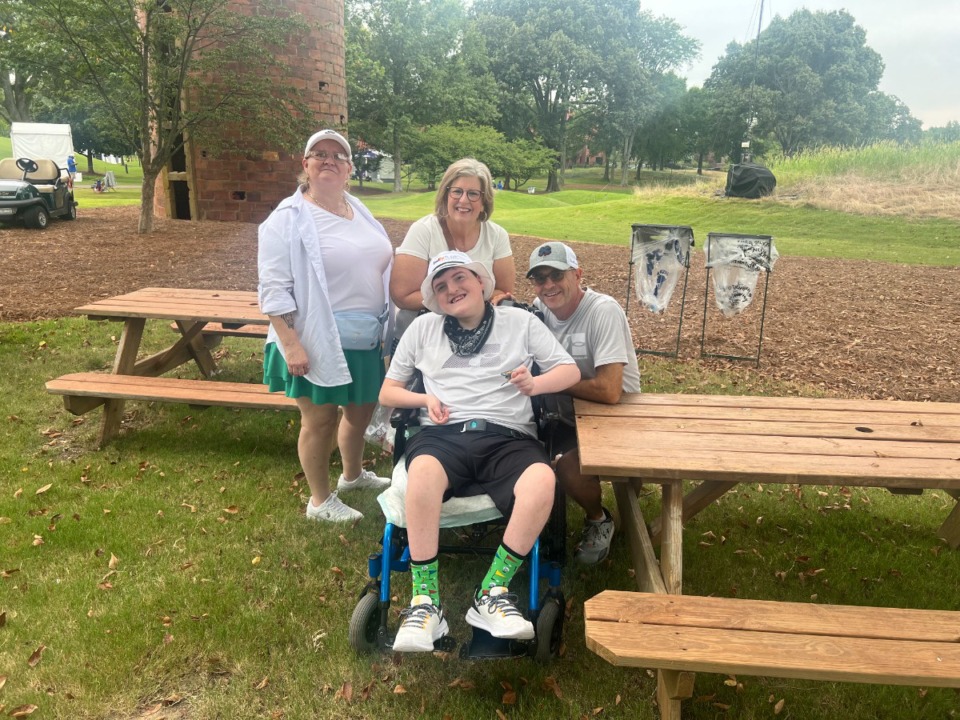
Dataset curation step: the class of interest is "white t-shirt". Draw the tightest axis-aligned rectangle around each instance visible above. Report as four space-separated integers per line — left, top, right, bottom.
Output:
535 288 641 424
396 214 513 272
387 306 575 437
307 204 393 314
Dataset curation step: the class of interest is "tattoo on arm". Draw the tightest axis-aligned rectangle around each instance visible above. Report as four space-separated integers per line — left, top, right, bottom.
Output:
280 312 295 329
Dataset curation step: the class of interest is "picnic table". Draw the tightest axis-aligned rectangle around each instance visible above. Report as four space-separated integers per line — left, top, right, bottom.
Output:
46 287 293 445
575 392 960 718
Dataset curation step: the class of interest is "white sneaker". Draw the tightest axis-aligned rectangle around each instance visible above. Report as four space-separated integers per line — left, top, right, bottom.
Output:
574 507 615 564
392 596 449 652
305 492 362 522
465 587 534 640
336 469 391 493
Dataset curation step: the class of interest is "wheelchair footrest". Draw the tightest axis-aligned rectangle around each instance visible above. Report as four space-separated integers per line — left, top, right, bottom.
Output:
460 627 529 660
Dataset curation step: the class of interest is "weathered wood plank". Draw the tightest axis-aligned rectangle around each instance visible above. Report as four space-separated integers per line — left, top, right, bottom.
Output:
585 621 960 687
610 478 666 594
579 393 960 417
584 591 960 642
46 372 297 411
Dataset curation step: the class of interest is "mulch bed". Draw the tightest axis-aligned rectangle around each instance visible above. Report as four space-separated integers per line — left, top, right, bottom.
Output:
3 205 958 402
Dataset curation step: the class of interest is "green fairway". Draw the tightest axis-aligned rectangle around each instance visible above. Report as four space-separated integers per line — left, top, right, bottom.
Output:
362 188 960 266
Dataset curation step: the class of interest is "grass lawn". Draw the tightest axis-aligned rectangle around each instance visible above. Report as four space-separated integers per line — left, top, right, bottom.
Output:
2 143 959 718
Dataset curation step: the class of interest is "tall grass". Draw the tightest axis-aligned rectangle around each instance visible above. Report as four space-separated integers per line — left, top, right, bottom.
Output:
770 141 960 184
768 141 960 221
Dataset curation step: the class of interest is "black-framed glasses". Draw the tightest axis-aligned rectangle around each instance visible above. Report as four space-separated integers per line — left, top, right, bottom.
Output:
448 187 482 201
306 150 350 163
529 269 569 285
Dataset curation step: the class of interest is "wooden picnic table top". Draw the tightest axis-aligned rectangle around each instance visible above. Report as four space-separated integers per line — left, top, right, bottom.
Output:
575 392 960 490
76 287 266 326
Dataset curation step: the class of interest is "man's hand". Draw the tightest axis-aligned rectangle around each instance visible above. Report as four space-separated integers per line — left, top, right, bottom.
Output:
426 395 450 424
507 365 536 396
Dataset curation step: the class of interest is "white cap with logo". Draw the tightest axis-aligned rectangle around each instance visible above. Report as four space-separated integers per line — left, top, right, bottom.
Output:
420 251 494 314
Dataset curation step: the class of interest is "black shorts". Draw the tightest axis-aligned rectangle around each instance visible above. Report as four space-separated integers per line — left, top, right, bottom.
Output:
404 426 549 516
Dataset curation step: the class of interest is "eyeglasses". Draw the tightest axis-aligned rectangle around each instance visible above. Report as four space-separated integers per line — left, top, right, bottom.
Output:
529 269 569 285
306 150 350 163
448 187 482 201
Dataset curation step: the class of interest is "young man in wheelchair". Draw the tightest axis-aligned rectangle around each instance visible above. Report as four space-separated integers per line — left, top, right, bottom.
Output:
379 251 580 653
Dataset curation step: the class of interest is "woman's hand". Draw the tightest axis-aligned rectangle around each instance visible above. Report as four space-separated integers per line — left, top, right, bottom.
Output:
490 290 514 306
285 343 309 376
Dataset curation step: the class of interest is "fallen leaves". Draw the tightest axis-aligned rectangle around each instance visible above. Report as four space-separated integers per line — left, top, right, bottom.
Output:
9 705 39 718
27 645 45 668
34 484 52 495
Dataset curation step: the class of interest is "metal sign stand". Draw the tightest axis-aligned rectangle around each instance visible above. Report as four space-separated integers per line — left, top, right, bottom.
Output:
699 232 775 367
625 224 694 358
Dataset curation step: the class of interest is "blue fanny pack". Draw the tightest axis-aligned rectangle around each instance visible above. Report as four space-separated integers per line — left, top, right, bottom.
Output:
334 308 387 351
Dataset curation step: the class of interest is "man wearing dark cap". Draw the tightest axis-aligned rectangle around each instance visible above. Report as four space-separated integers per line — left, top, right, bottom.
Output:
527 242 641 564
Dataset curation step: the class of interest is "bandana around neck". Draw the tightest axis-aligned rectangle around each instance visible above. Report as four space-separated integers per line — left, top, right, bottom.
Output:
444 302 494 356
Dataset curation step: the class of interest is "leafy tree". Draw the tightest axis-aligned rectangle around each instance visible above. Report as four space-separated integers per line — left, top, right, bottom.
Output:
926 121 960 144
475 0 604 192
3 0 314 233
345 0 498 192
0 4 42 123
476 0 696 191
861 93 923 145
706 9 889 157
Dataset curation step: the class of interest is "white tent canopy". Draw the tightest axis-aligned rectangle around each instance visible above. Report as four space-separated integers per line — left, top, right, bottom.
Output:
10 123 76 169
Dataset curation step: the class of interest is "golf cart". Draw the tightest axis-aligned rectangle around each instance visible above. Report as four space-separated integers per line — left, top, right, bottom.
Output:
0 157 78 229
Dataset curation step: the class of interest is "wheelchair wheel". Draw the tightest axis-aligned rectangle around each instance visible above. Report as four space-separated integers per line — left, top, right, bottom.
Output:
533 595 564 664
348 591 381 653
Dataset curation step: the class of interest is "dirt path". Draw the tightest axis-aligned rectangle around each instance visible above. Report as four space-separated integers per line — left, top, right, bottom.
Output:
2 205 958 402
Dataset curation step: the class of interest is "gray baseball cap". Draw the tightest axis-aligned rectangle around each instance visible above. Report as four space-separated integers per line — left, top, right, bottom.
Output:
527 242 579 277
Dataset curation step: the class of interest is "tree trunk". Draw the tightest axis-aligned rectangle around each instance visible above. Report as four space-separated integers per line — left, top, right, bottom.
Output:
620 133 635 186
696 152 704 175
546 167 561 193
139 171 158 234
635 157 643 182
85 151 95 174
392 128 403 193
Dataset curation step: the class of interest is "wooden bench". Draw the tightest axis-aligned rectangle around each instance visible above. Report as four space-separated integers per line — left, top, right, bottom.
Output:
585 591 960 719
169 321 268 339
46 372 297 416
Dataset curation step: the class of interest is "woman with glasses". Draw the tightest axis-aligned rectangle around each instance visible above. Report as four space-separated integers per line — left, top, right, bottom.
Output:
390 158 516 339
258 129 395 523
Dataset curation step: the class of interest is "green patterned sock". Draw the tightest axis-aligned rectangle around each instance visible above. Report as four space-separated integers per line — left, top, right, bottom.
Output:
479 543 525 596
410 556 440 606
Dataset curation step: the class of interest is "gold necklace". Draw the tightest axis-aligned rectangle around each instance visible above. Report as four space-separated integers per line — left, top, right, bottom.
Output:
307 190 349 218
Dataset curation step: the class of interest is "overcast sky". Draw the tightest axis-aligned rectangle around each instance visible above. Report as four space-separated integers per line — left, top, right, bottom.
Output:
638 0 959 129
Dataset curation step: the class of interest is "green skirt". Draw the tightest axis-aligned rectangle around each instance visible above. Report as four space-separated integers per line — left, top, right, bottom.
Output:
262 342 385 406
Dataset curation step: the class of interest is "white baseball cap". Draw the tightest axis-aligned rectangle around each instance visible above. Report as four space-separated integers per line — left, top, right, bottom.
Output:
303 129 352 159
420 251 494 314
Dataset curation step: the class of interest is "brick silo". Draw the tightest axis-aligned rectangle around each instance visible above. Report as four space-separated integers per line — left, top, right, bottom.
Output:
154 0 347 224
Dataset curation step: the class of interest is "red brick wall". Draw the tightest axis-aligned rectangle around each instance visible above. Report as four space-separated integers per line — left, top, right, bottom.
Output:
153 0 348 224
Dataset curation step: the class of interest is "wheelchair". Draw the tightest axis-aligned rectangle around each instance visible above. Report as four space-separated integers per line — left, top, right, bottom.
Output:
348 369 567 663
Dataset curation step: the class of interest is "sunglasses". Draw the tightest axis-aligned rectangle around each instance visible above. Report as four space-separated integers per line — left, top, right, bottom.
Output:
529 269 569 285
305 150 350 163
448 187 482 201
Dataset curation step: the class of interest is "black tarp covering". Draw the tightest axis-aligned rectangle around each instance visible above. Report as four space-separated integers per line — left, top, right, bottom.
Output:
724 163 777 199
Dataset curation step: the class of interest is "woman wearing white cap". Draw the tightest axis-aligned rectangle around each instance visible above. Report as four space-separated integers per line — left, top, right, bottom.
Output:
389 158 515 340
258 129 395 523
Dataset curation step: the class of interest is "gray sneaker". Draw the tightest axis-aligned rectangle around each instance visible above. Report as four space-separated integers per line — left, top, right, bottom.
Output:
574 507 615 564
305 492 363 522
336 469 391 493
